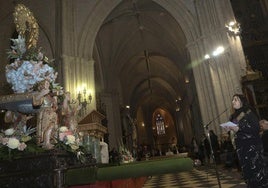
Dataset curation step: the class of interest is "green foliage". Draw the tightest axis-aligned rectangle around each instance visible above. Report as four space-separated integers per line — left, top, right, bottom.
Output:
0 139 45 161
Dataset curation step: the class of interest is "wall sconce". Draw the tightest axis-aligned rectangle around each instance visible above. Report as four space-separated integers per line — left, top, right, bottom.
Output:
204 54 210 59
226 21 240 35
185 76 190 83
77 88 92 110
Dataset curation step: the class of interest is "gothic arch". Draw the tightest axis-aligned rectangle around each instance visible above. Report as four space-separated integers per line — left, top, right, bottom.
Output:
78 0 199 60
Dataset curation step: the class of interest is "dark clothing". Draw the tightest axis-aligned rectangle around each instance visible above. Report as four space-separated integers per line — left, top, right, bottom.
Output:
190 138 199 159
209 132 220 152
262 130 268 165
222 137 235 167
231 108 268 187
209 131 220 163
203 137 211 158
262 130 268 154
222 139 234 152
200 136 211 164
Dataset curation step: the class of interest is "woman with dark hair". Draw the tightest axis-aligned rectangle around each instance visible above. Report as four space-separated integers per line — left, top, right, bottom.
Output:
227 94 268 187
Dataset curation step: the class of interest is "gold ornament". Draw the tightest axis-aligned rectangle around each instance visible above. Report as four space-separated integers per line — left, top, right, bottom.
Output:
13 4 39 49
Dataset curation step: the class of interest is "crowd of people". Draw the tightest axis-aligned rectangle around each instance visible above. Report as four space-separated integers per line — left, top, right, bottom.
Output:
190 131 234 167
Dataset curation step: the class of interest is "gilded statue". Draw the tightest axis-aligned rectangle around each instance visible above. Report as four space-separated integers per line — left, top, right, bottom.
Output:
33 80 58 149
13 4 39 49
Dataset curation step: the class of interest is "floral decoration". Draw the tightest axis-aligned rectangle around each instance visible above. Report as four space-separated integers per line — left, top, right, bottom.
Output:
57 126 86 163
5 35 57 93
1 5 87 164
119 144 134 163
0 124 38 160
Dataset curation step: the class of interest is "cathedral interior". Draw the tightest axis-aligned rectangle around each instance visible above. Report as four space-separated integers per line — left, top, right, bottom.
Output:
1 0 268 187
0 0 268 156
0 0 268 166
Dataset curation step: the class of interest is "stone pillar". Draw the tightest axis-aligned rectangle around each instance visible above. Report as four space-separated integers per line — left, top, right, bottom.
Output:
62 56 96 116
186 0 246 134
60 1 96 118
101 91 123 150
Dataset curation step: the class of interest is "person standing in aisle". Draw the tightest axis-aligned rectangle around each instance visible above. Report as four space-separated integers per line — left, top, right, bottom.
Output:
227 94 268 187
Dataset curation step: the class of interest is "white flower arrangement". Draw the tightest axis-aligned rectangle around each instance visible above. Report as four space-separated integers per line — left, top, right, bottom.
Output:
58 126 81 151
57 126 86 163
5 35 57 93
7 35 27 59
7 138 20 149
2 34 86 162
0 126 36 151
4 128 15 136
6 60 57 93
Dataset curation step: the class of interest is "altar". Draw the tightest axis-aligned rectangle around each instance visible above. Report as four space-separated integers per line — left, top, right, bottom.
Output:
66 155 193 187
0 151 192 188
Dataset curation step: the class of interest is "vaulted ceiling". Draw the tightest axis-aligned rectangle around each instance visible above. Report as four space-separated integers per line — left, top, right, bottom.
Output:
94 0 193 115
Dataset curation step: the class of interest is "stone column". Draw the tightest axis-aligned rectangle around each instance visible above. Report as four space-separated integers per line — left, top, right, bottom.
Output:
62 56 96 116
101 91 123 150
60 1 96 117
187 0 246 134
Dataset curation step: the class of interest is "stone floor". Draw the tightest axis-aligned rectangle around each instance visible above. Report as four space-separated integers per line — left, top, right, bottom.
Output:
143 164 246 188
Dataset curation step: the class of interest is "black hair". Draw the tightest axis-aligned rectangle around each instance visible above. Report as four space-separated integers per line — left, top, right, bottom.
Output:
232 94 248 107
230 93 259 120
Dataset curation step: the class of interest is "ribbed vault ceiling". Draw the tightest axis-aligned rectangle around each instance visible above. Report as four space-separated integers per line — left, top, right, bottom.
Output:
95 0 191 114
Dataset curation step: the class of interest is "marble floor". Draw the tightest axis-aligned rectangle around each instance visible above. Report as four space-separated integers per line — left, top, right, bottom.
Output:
143 164 246 188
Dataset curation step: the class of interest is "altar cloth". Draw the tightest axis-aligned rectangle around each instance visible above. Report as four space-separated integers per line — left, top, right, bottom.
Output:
65 156 193 186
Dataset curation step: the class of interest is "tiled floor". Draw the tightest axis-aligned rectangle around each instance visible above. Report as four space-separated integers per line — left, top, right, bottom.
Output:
143 164 246 188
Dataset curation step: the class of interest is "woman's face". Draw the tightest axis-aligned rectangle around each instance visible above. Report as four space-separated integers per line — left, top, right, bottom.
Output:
232 96 242 109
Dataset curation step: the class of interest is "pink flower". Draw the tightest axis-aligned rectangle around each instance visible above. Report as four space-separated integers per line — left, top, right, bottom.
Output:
59 132 66 141
75 138 80 144
65 130 73 135
18 142 27 151
1 137 9 145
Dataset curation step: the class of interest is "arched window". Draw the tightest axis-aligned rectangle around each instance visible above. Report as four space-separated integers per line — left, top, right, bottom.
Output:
156 113 165 135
